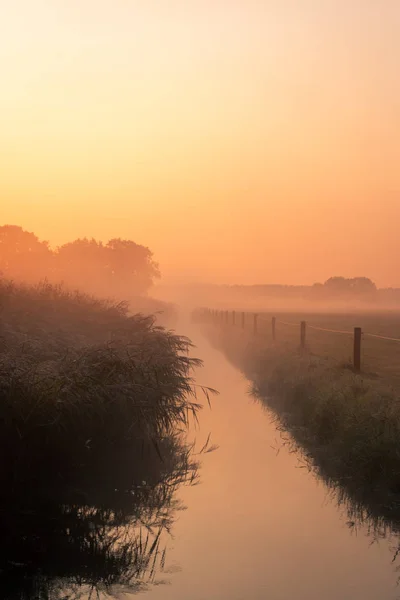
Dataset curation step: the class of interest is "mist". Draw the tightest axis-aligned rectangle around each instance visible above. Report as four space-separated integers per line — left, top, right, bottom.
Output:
2 1 400 599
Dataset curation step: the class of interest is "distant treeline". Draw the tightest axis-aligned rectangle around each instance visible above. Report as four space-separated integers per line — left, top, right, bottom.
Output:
0 224 160 297
214 277 400 304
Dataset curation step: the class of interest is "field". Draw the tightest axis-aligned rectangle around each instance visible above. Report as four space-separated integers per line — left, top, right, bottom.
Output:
222 309 400 387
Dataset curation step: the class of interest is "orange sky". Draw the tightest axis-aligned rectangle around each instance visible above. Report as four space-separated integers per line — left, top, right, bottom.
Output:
1 1 399 287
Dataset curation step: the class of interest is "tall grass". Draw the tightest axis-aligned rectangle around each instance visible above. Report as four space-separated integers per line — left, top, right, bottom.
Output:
0 280 213 495
0 279 212 597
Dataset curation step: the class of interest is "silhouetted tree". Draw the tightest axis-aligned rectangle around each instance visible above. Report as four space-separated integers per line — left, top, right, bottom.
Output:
0 226 161 298
349 277 377 294
0 225 53 282
322 276 377 297
56 237 160 297
106 238 160 296
56 238 109 295
323 276 349 293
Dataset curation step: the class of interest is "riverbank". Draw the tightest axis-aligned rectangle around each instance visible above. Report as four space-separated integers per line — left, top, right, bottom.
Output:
144 318 400 600
0 280 206 596
199 318 400 527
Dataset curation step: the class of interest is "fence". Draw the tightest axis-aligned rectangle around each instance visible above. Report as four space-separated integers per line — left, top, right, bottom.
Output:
197 308 400 377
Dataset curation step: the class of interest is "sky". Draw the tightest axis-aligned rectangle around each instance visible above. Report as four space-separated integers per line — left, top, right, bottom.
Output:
1 1 399 287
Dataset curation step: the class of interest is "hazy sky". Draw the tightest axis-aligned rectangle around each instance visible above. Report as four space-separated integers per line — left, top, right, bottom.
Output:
1 1 399 286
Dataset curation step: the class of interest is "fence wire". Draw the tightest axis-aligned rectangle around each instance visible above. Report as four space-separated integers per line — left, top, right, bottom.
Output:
308 324 353 336
203 308 400 386
364 332 400 343
276 319 299 328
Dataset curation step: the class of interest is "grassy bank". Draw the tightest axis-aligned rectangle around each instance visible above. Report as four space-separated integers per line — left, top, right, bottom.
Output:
0 280 208 493
201 319 400 527
0 279 209 597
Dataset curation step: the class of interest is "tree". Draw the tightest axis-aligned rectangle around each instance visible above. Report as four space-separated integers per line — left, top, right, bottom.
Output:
322 276 377 297
55 238 109 296
349 277 377 295
55 237 160 297
0 226 160 297
323 277 349 293
106 238 160 296
0 225 53 282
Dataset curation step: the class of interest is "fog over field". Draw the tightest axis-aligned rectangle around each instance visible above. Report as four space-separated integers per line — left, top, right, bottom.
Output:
2 1 400 599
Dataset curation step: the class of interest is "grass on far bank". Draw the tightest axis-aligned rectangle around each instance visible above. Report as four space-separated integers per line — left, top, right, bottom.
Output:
202 319 400 527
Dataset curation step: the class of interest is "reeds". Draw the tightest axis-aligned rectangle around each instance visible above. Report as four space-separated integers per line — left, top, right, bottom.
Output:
0 278 209 597
0 279 208 495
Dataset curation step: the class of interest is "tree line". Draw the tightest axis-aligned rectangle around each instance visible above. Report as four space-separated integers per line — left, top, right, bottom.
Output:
311 276 377 298
0 225 160 296
220 277 378 299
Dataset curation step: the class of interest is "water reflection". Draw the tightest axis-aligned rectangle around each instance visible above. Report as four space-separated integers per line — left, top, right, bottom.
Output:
251 386 400 565
0 437 197 599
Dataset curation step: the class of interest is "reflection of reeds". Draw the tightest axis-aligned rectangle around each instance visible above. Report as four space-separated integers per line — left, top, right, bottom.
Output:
0 280 213 598
0 458 188 600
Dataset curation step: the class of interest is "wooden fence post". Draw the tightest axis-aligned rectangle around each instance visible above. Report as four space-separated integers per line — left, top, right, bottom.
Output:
272 316 276 341
300 321 306 350
232 311 236 326
253 313 258 336
354 327 362 373
242 312 245 329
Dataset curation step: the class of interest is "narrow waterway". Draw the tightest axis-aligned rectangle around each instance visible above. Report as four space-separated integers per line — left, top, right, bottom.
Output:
141 321 398 600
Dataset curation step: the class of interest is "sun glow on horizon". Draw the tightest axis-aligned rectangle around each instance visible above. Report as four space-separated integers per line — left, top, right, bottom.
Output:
1 1 400 286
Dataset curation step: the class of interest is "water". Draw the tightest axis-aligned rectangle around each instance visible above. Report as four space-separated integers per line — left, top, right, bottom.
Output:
3 322 399 598
142 322 399 600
